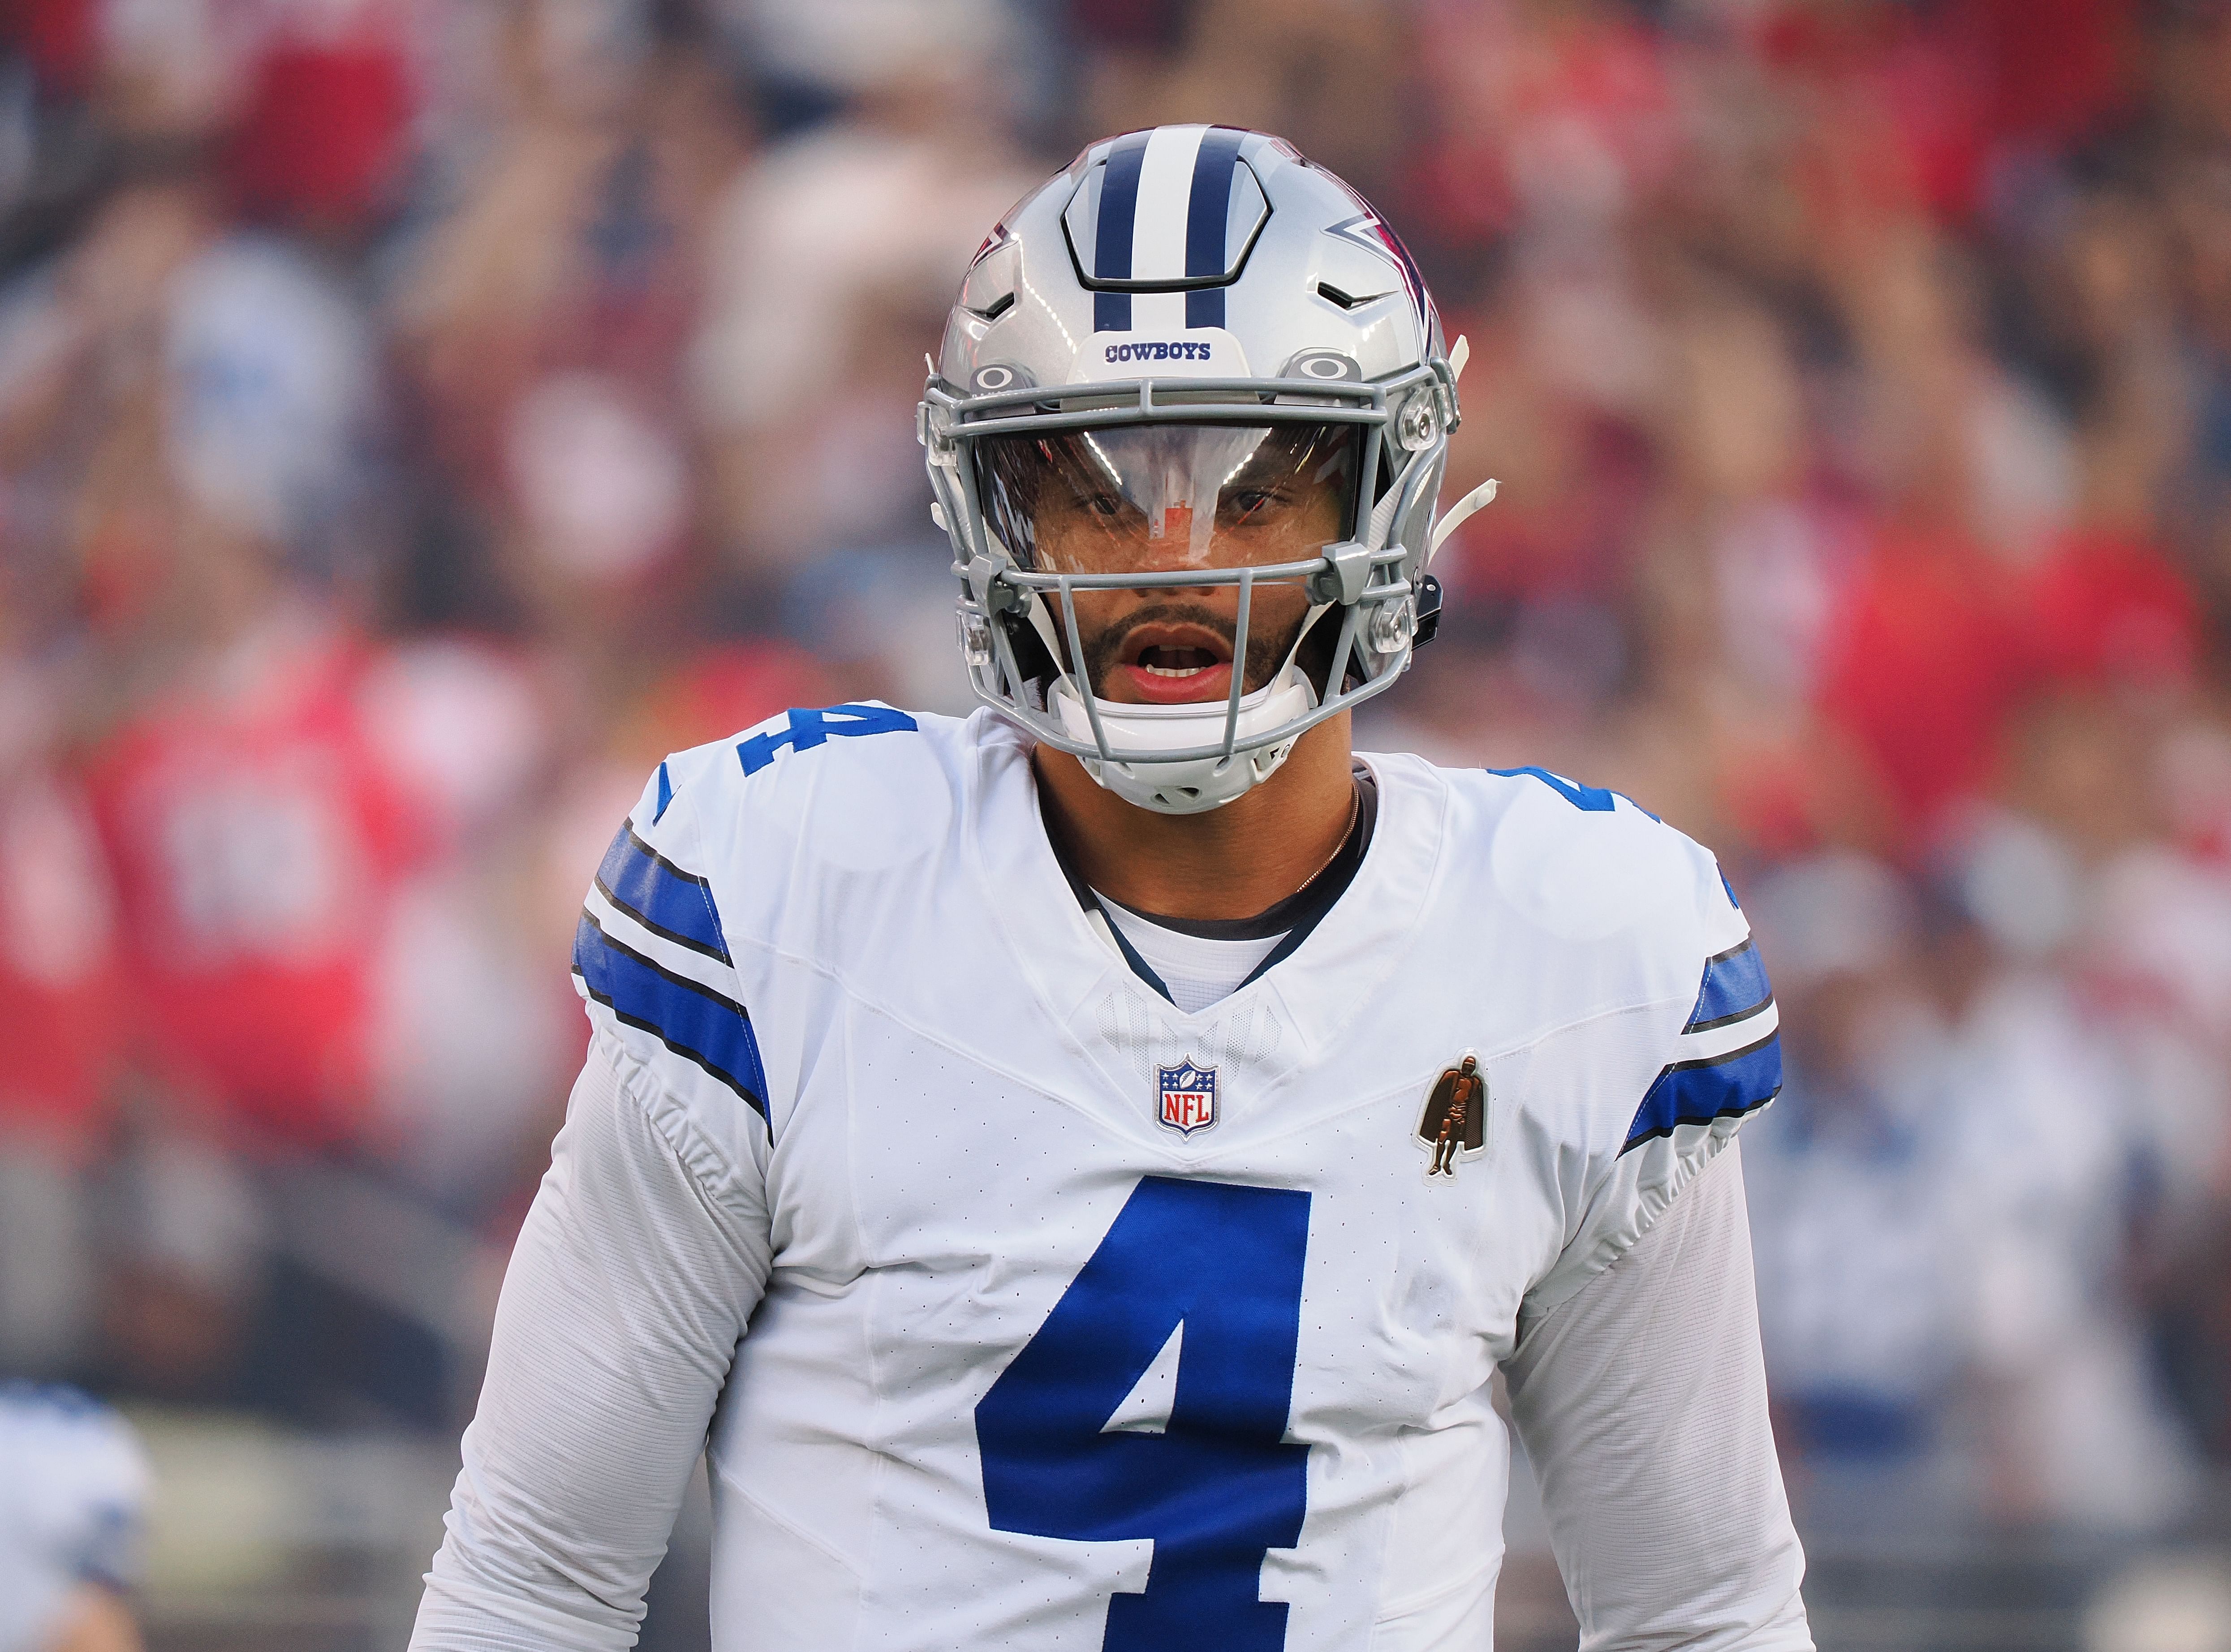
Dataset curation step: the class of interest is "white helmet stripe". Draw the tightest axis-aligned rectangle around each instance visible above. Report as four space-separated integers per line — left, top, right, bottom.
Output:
1087 125 1255 334
1128 125 1210 284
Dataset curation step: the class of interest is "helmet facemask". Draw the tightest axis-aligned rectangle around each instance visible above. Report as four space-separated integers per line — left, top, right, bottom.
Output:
971 420 1360 813
928 377 1450 814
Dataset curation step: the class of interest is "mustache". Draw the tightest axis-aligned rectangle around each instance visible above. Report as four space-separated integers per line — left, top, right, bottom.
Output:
1079 600 1298 695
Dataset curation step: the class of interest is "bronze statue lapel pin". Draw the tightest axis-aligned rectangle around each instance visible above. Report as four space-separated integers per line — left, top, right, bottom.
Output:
1417 1052 1488 1181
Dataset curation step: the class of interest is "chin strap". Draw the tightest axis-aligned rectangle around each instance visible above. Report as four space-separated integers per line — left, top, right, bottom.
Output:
1430 477 1499 559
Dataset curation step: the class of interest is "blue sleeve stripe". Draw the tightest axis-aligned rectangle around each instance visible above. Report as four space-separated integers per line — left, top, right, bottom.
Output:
1685 940 1771 1032
594 825 731 964
1623 1031 1781 1152
573 915 767 1119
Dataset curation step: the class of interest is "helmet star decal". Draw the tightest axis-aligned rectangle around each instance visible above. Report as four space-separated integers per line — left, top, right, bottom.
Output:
1322 207 1437 337
969 218 1014 270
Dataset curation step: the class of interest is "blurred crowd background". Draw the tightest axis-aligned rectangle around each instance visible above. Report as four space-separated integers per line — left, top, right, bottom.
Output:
2 0 2230 1646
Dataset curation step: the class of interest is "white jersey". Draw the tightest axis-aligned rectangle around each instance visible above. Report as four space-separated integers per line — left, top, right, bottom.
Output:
419 705 1804 1652
0 1385 149 1652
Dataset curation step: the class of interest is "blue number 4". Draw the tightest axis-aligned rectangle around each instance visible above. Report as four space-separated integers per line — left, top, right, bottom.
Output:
737 704 917 776
977 1178 1312 1652
1489 765 1660 820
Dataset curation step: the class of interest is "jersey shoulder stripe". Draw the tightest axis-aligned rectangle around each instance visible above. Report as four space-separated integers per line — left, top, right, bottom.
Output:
1623 939 1780 1152
1685 939 1770 1032
1624 1027 1781 1151
578 707 952 1138
573 910 769 1117
595 824 732 964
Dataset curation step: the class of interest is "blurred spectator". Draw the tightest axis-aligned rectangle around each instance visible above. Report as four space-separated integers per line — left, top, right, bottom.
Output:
0 656 117 1380
0 1382 148 1652
690 1 1032 576
1742 858 1971 1498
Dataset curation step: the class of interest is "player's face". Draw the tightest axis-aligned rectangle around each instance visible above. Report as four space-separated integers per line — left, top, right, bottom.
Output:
978 424 1357 706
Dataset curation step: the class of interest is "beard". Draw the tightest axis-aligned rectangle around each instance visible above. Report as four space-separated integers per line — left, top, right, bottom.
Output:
1077 599 1309 698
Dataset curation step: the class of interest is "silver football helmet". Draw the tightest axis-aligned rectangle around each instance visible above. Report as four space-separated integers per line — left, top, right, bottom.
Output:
920 125 1496 813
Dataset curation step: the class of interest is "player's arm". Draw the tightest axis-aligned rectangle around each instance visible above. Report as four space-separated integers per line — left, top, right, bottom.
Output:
1507 1140 1810 1649
409 1037 773 1650
1501 831 1809 1650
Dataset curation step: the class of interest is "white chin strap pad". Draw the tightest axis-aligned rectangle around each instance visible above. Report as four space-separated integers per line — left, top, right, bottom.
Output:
1051 669 1318 815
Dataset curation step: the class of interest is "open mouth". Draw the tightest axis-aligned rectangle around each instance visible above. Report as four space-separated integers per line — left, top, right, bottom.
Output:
1109 622 1236 704
1137 645 1221 677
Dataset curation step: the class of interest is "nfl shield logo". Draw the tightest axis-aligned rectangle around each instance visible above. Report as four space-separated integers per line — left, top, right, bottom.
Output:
1157 1059 1219 1137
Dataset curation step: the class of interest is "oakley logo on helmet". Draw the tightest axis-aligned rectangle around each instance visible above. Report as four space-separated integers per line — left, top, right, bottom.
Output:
1282 350 1363 383
969 363 1033 394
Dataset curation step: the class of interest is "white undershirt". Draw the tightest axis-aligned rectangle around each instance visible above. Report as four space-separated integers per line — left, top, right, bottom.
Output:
1092 896 1283 1014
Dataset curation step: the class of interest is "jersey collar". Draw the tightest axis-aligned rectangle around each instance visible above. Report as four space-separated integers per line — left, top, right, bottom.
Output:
965 712 1449 1071
1035 768 1379 1008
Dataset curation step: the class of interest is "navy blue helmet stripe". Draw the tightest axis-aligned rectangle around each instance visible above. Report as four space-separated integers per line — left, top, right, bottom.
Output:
1182 126 1245 329
1093 132 1149 331
573 915 767 1118
1183 128 1245 278
1623 1032 1782 1152
1684 940 1771 1032
594 824 731 964
1095 133 1149 280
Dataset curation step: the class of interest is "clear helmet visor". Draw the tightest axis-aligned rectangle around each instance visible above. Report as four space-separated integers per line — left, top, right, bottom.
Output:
975 421 1361 574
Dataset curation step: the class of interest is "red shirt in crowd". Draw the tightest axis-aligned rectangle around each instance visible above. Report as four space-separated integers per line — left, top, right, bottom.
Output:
84 616 428 1150
1817 523 2039 839
0 767 121 1153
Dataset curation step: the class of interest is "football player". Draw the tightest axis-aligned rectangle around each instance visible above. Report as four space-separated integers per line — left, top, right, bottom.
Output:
412 127 1809 1650
0 1385 150 1652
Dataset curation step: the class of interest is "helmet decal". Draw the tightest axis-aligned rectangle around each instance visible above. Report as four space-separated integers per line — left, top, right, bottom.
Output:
968 219 1013 270
1067 125 1269 333
1324 204 1437 340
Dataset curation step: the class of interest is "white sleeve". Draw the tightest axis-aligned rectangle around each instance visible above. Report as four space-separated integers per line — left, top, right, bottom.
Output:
409 1036 774 1651
1504 1140 1812 1652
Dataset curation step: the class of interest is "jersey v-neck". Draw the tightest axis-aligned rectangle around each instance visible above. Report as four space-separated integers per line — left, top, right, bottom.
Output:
1039 766 1380 1011
1092 903 1284 1013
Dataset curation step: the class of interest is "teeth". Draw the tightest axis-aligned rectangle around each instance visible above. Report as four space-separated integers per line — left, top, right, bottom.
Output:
1141 663 1211 677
